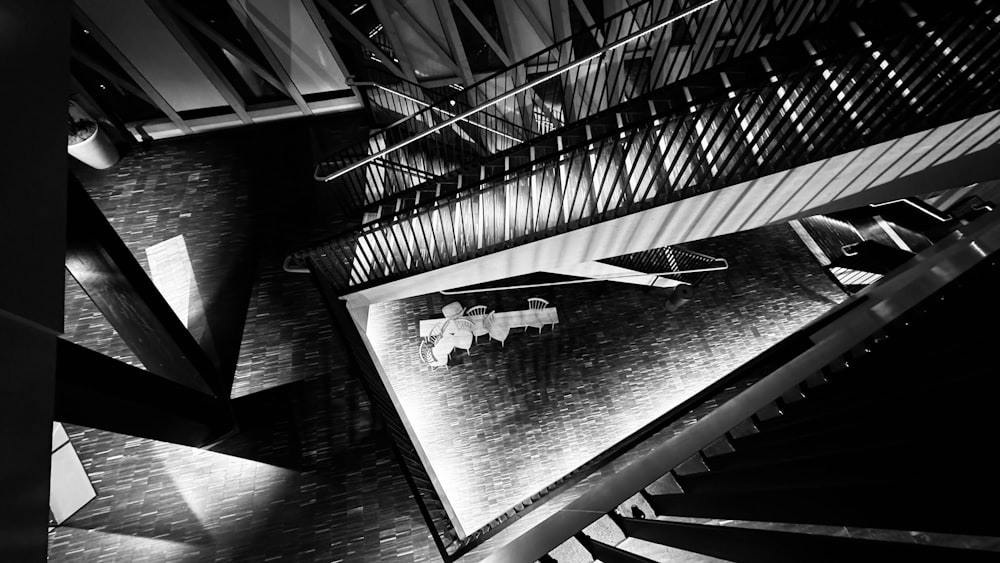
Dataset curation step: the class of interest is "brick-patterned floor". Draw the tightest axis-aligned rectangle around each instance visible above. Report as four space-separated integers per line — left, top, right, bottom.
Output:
53 112 848 562
63 271 144 370
47 423 437 563
65 113 368 398
52 115 444 562
367 224 846 535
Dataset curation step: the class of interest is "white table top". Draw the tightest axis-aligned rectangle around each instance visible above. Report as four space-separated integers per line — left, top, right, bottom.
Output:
419 308 559 337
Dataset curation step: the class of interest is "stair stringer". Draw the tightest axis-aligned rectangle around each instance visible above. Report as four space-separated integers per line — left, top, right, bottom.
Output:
342 109 1000 307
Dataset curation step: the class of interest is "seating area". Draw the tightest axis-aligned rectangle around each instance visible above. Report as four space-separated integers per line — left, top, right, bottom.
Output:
365 224 849 538
417 299 558 368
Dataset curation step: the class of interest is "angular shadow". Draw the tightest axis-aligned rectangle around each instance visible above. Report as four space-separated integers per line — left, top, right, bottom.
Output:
62 457 214 546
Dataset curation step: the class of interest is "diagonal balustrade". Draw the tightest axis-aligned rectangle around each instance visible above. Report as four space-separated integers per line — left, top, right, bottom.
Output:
297 2 1000 558
316 0 875 209
297 0 1000 297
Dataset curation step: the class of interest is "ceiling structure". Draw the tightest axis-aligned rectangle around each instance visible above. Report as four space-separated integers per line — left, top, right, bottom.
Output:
68 0 591 140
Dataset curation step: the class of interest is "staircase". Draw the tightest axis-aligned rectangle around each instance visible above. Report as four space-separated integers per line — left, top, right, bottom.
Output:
514 210 1000 562
297 0 1000 297
314 0 877 204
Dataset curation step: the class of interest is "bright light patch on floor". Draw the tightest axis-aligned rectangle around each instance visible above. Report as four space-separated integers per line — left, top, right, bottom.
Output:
146 235 194 328
160 446 293 536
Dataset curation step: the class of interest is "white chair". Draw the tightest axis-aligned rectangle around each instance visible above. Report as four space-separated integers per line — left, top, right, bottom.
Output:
419 340 448 370
450 318 475 356
427 324 452 362
485 311 510 347
526 297 551 333
465 305 489 343
442 301 465 319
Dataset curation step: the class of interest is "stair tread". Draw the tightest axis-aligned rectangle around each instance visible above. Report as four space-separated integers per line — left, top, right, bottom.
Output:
616 537 730 563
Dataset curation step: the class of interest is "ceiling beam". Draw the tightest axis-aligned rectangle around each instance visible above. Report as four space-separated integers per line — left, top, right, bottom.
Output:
572 0 606 44
371 0 420 82
145 0 252 125
390 0 463 80
71 4 192 133
433 0 474 85
70 50 156 107
512 0 555 45
452 0 511 65
493 0 535 130
313 0 406 79
224 0 312 115
164 1 289 95
300 0 364 101
550 0 572 42
70 72 141 144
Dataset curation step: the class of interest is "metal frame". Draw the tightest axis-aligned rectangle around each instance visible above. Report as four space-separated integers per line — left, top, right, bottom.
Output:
320 0 719 182
390 0 464 80
165 1 289 95
72 4 192 133
145 0 252 124
300 0 364 101
452 0 512 65
371 0 421 82
224 0 312 115
314 0 406 79
433 0 475 85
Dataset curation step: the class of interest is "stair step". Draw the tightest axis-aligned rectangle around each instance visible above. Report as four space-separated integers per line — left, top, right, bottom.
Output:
583 515 626 547
700 435 735 458
616 537 727 563
548 536 592 563
673 455 711 476
645 472 685 496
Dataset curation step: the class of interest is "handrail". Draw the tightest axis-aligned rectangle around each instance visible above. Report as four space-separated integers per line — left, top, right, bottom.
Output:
353 81 525 143
438 260 728 294
869 198 952 221
297 0 999 301
282 255 309 274
316 0 719 183
480 209 1000 562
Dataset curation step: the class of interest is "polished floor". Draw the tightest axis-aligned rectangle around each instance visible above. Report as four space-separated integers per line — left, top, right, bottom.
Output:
52 116 442 562
366 224 846 536
55 115 843 561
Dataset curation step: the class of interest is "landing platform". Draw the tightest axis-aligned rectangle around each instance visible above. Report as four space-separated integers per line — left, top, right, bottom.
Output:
365 224 845 537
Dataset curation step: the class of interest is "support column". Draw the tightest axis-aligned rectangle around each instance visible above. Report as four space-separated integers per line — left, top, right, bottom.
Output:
54 340 233 447
0 1 70 559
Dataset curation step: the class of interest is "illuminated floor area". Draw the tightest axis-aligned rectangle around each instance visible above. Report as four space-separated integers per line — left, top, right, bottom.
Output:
365 224 847 536
47 422 438 562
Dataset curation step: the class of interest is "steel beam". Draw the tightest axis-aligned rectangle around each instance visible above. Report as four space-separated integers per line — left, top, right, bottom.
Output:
65 177 222 397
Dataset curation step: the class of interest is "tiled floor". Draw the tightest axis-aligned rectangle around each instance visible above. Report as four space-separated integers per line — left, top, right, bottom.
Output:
55 111 849 561
366 224 847 535
52 115 444 562
66 113 370 398
47 421 438 562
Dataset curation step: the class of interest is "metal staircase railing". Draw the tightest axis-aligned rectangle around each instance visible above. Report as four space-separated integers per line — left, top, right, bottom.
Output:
315 0 873 209
295 0 1000 296
600 245 724 287
491 208 1000 563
